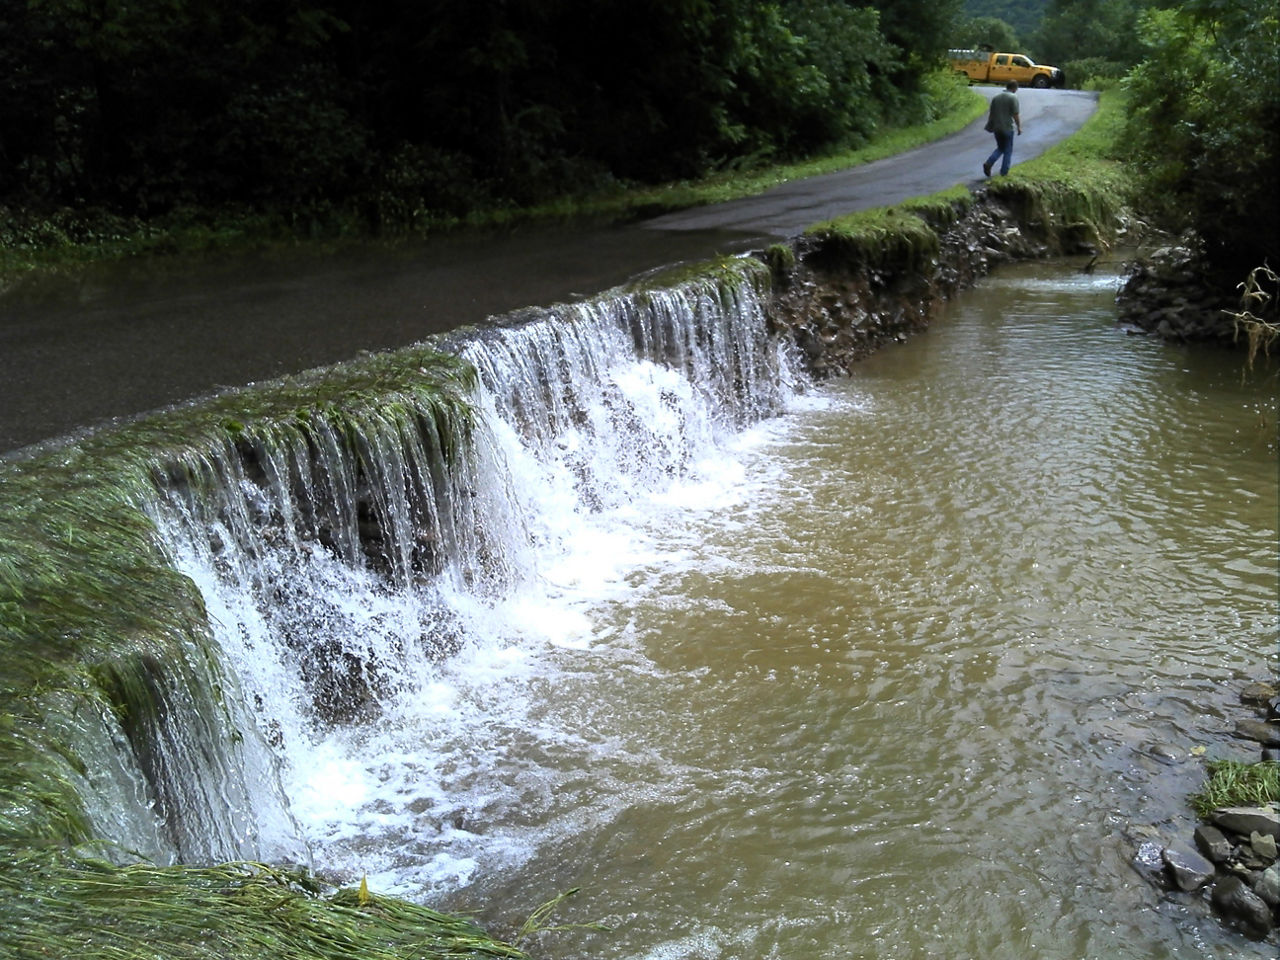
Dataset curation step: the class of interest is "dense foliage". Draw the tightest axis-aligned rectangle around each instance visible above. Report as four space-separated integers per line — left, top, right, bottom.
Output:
1033 0 1152 79
1123 0 1280 277
0 0 961 234
953 14 1022 51
961 0 1050 40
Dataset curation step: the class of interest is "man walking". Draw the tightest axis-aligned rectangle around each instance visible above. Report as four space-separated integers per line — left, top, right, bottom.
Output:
983 81 1022 177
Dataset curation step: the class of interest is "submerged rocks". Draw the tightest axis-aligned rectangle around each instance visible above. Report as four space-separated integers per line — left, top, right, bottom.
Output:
1235 719 1280 748
1211 876 1275 938
1115 240 1241 342
1152 803 1280 940
1139 678 1280 945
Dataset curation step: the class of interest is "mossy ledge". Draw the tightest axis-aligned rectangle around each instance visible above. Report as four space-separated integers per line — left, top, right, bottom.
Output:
0 92 1133 960
0 348 530 959
763 178 1131 376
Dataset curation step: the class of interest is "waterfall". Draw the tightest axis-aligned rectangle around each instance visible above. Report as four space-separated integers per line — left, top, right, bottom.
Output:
125 258 801 889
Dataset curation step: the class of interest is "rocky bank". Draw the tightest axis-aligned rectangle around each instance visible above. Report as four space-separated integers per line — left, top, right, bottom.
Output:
758 184 1114 377
1135 681 1280 945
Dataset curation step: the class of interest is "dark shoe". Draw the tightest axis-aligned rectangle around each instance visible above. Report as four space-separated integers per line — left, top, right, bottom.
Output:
982 161 992 177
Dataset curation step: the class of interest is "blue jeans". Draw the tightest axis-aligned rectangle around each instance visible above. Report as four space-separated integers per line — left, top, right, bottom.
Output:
987 131 1015 175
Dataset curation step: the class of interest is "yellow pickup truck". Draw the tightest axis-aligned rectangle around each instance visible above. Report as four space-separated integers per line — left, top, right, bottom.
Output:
948 49 1065 88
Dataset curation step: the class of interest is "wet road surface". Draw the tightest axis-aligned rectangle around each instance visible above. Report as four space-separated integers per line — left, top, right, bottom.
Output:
0 88 1097 456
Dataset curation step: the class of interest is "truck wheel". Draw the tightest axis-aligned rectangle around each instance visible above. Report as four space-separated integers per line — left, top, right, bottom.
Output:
1032 75 1049 89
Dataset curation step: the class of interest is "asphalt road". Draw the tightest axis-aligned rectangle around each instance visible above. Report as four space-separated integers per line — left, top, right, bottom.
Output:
646 87 1100 236
0 87 1098 457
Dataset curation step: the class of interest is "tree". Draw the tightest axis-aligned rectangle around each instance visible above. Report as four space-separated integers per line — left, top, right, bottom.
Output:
866 0 965 82
961 0 1050 39
953 15 1021 51
1033 0 1146 67
1123 0 1280 278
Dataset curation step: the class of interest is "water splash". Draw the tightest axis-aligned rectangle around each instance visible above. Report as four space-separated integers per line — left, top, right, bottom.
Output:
142 259 801 880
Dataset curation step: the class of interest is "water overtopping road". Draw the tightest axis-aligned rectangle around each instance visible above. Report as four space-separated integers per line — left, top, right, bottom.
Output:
0 88 1097 456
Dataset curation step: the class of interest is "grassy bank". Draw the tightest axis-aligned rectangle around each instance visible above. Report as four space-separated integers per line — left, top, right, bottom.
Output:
1191 760 1280 818
806 87 1133 256
0 79 984 292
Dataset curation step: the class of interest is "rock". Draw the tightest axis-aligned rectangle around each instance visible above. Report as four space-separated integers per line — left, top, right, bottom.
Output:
1133 839 1165 878
1149 742 1183 764
1211 876 1275 938
1256 865 1280 906
1162 845 1216 891
1240 681 1278 707
1213 807 1280 840
1268 696 1280 721
1252 831 1279 862
1195 824 1234 863
1233 718 1280 746
1238 848 1271 870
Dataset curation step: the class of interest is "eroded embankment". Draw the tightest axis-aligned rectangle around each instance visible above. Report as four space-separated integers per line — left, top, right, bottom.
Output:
0 177 1129 958
762 180 1123 377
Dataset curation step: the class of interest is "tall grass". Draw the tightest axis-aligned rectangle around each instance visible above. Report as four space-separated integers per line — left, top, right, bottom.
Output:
0 850 527 959
1191 760 1280 818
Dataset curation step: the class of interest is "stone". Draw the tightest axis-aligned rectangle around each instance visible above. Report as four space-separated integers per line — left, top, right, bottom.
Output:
1213 807 1280 840
1256 865 1280 906
1162 846 1216 891
1240 681 1278 707
1233 718 1280 747
1251 830 1279 862
1211 876 1275 937
1133 839 1165 875
1149 742 1183 764
1194 824 1234 863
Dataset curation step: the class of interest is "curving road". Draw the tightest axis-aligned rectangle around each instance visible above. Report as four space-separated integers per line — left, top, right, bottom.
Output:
645 87 1099 236
0 88 1097 456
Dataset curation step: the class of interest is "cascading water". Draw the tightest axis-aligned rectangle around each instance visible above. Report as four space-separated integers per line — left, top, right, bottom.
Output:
143 260 803 894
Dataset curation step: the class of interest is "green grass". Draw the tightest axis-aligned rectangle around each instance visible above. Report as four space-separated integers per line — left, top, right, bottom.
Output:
804 88 1134 264
0 850 528 959
1191 759 1280 818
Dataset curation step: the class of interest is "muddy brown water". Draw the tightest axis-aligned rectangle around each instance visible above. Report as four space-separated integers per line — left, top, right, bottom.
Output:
417 258 1275 959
